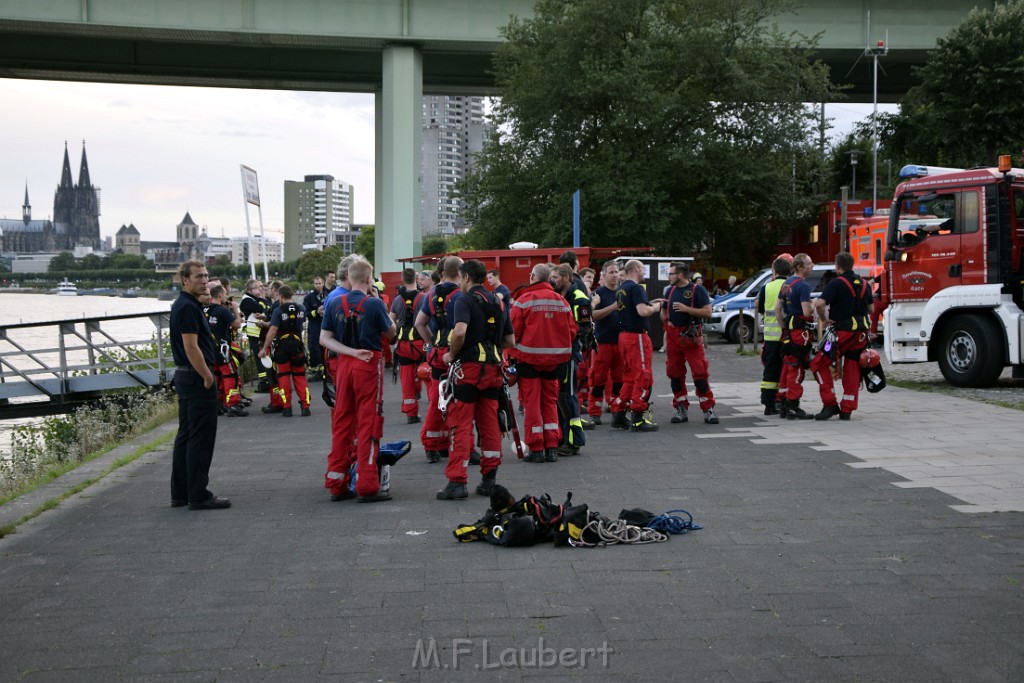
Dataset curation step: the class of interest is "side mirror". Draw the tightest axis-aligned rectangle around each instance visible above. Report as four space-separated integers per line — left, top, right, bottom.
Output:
884 250 895 262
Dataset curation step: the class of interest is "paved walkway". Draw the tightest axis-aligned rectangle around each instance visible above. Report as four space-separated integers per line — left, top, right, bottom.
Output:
1 344 1022 682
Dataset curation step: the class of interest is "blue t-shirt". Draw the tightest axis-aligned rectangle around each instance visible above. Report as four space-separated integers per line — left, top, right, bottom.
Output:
781 275 812 318
493 284 511 304
423 282 462 345
323 284 349 307
322 291 391 351
616 280 650 333
666 283 710 327
593 286 620 344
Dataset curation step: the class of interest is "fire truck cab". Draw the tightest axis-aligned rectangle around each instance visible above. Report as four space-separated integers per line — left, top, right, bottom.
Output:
882 160 1024 386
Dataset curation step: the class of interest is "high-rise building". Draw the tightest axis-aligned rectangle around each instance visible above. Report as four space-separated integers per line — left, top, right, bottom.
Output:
421 95 488 235
231 236 284 267
283 175 354 261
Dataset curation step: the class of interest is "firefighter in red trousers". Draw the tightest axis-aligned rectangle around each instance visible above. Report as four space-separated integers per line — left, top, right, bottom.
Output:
811 251 875 420
320 260 396 502
390 268 426 424
616 259 664 431
259 285 312 417
589 261 624 427
509 263 577 463
775 253 816 420
204 284 247 416
414 256 464 464
435 259 515 500
662 262 719 424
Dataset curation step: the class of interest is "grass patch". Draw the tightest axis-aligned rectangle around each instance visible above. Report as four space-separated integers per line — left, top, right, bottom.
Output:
888 378 1024 412
0 429 175 539
0 393 177 505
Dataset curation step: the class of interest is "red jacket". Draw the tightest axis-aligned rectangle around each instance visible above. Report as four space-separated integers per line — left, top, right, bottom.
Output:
509 281 577 369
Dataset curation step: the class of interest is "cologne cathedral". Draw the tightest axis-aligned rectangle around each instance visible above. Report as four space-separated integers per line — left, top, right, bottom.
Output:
0 142 102 253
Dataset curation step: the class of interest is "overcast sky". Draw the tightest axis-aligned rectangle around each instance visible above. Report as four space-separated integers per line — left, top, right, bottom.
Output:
0 78 894 245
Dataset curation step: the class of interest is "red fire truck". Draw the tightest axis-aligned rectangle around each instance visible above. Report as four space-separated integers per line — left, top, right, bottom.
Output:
881 157 1024 386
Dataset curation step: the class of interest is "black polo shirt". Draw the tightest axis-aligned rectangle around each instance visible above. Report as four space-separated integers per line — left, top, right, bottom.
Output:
820 270 873 331
616 280 651 333
171 291 217 367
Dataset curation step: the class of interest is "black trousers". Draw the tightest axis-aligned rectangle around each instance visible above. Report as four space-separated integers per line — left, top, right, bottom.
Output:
760 340 784 406
307 323 323 369
171 369 219 503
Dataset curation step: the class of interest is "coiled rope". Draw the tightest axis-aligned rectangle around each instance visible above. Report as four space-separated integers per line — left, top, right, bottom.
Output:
646 509 703 535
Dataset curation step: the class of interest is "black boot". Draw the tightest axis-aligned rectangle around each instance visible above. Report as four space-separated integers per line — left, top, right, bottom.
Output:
779 399 789 419
610 411 630 430
436 481 468 500
787 400 813 420
475 472 496 496
814 404 841 421
629 410 659 432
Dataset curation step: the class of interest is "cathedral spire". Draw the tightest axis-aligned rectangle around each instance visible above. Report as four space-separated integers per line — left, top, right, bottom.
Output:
78 141 92 188
59 141 74 188
23 182 31 222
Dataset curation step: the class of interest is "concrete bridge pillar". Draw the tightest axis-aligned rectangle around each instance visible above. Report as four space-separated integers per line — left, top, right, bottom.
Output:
375 44 422 276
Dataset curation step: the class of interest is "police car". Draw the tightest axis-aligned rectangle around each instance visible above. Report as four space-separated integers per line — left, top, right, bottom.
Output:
707 265 874 343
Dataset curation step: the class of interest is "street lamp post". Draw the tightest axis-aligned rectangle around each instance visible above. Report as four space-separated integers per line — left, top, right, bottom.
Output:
848 150 861 200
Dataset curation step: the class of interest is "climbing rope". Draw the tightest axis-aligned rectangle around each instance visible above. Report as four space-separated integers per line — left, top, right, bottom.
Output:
570 517 669 547
647 509 703 535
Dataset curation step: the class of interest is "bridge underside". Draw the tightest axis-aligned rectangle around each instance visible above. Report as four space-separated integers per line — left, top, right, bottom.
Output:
0 20 918 102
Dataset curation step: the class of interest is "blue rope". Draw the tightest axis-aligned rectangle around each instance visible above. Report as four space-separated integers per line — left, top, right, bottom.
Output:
647 509 703 535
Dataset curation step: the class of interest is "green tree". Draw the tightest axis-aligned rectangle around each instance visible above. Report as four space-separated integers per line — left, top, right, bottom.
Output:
460 0 834 267
295 245 343 283
354 225 375 267
48 252 77 273
884 2 1024 167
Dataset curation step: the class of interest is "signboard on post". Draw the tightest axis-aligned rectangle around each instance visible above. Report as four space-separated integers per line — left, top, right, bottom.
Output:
241 165 261 206
239 165 268 281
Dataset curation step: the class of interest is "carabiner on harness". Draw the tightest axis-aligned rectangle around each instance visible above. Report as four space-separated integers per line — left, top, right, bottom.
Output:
437 360 462 416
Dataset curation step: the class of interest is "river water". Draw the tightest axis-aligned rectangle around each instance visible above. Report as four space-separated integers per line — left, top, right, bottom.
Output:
0 292 173 459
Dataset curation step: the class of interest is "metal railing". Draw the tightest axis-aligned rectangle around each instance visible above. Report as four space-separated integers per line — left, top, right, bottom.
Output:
0 311 172 404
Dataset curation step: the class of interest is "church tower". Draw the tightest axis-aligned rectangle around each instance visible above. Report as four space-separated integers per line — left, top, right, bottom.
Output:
22 184 30 222
52 141 101 250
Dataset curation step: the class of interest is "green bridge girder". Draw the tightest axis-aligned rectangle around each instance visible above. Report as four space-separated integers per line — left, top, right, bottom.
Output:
0 0 994 272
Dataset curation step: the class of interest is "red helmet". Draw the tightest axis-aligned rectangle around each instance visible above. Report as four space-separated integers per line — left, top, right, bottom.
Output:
777 252 794 264
416 362 431 382
859 348 881 368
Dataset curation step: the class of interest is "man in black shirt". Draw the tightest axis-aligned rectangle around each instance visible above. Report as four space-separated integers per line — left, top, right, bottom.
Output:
811 252 874 421
170 260 230 510
303 276 327 381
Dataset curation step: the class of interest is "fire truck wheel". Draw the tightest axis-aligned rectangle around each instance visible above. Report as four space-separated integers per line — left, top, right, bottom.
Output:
726 315 755 344
937 314 1003 388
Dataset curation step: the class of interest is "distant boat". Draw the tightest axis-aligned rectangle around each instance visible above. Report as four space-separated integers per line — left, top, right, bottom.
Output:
55 279 79 296
121 288 139 298
82 287 117 297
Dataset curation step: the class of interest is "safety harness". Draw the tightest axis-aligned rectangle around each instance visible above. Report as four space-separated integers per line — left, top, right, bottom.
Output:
429 283 460 349
339 294 369 349
458 288 504 364
665 284 704 338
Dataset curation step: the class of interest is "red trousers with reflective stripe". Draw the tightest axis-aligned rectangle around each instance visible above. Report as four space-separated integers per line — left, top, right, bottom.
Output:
518 373 561 452
617 331 653 413
665 327 715 410
213 363 241 408
275 362 310 408
811 330 868 413
325 353 386 497
420 375 449 452
779 329 811 403
395 340 424 418
445 363 503 484
588 342 622 417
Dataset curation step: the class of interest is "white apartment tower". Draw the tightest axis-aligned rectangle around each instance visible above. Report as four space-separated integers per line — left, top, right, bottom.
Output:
421 95 488 235
283 175 355 261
